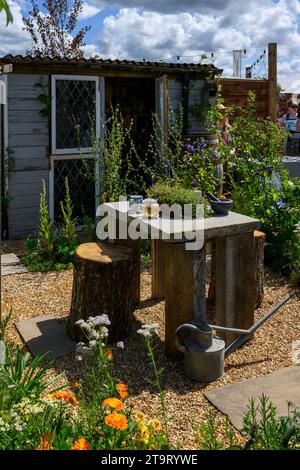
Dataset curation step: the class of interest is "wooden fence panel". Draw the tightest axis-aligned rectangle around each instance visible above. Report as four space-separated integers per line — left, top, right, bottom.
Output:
218 78 269 117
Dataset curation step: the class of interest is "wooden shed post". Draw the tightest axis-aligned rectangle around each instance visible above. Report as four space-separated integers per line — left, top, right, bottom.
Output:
268 43 277 121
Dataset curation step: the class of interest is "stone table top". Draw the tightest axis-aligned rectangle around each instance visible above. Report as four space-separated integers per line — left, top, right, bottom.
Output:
104 201 260 241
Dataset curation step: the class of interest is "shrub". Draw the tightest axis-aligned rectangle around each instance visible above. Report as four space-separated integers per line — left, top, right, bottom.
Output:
22 177 78 272
147 181 210 218
197 395 300 450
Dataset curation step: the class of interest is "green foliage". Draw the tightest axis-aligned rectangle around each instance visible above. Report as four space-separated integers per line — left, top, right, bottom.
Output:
0 346 62 411
38 179 54 259
243 395 300 450
147 104 184 179
0 0 13 25
0 308 12 342
147 182 210 218
34 79 51 122
80 105 148 203
141 239 151 266
0 317 170 450
22 178 78 272
197 412 237 450
81 214 98 242
197 395 300 450
225 92 300 282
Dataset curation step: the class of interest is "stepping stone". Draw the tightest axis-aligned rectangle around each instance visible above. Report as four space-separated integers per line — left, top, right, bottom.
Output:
205 366 300 430
16 316 76 360
1 253 28 276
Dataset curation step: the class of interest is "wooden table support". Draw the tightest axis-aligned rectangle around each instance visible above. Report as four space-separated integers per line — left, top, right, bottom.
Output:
165 242 206 359
216 231 255 346
151 239 167 299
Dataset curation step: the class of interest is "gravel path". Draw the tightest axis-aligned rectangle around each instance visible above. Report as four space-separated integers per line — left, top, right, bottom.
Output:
1 262 299 449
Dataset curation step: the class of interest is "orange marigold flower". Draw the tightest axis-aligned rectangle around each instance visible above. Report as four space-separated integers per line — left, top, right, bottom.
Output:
35 433 53 451
71 438 90 450
117 382 128 400
105 349 113 360
104 411 128 430
48 390 78 406
70 380 79 389
103 397 123 411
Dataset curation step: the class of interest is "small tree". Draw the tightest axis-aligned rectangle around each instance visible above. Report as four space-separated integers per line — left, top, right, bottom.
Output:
23 0 90 59
0 0 13 25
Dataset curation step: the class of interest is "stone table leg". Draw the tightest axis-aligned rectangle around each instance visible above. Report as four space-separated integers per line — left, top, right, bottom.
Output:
165 242 206 360
215 231 255 346
151 239 167 300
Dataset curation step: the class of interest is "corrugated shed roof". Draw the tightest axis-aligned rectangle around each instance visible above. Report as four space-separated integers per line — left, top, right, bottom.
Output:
0 54 222 74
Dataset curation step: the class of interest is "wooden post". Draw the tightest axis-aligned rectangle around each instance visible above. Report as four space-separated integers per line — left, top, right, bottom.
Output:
245 66 251 79
254 230 266 308
165 242 206 359
151 239 167 299
268 43 277 121
215 232 255 346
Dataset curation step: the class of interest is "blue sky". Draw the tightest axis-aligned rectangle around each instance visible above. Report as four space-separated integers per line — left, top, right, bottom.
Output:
1 0 300 91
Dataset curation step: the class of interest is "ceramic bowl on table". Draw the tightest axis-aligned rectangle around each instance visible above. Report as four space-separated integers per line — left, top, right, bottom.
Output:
209 198 233 215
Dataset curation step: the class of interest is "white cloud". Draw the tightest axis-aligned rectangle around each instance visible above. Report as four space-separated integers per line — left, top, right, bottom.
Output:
1 0 300 92
0 0 31 56
89 1 300 91
79 2 102 20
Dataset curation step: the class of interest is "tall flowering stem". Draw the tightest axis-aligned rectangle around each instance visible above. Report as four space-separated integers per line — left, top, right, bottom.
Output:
137 324 170 445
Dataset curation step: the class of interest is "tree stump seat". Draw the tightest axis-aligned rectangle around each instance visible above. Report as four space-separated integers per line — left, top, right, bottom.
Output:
67 242 137 343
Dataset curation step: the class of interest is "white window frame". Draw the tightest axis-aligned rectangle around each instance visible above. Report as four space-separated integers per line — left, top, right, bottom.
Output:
49 153 96 220
51 74 100 155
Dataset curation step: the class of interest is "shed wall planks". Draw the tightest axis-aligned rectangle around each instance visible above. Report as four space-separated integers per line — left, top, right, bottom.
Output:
7 74 49 238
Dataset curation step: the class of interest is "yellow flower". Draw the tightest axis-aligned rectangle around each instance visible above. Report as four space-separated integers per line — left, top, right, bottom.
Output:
47 391 78 406
135 411 146 422
103 397 123 411
71 438 90 450
104 411 128 430
137 427 150 445
149 419 162 433
117 383 128 400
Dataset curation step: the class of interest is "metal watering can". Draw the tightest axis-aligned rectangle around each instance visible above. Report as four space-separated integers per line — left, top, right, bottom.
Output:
175 320 225 383
174 291 296 383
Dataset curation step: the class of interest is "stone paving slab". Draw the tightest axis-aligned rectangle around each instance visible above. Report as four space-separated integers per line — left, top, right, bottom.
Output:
16 316 76 360
205 366 300 430
1 253 28 276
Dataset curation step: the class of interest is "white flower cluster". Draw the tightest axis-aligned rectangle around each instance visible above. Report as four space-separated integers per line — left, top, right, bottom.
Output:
0 417 10 433
75 315 111 361
294 221 300 234
137 323 159 338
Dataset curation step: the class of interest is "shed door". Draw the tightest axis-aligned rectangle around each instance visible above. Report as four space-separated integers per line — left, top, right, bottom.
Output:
50 75 104 221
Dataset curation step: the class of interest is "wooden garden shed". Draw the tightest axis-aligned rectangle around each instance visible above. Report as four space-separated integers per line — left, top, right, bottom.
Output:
0 55 221 239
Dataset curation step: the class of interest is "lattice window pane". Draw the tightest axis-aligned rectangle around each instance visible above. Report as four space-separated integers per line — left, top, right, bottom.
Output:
55 79 96 150
54 158 95 222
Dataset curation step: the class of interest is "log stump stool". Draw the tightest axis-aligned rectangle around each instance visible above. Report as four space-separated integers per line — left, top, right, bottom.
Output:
67 242 137 343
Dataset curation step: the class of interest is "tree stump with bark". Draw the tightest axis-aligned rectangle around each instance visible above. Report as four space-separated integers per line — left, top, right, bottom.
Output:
254 230 266 308
67 242 137 343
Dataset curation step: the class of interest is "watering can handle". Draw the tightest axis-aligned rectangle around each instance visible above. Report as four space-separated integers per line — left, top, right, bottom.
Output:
175 323 201 354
